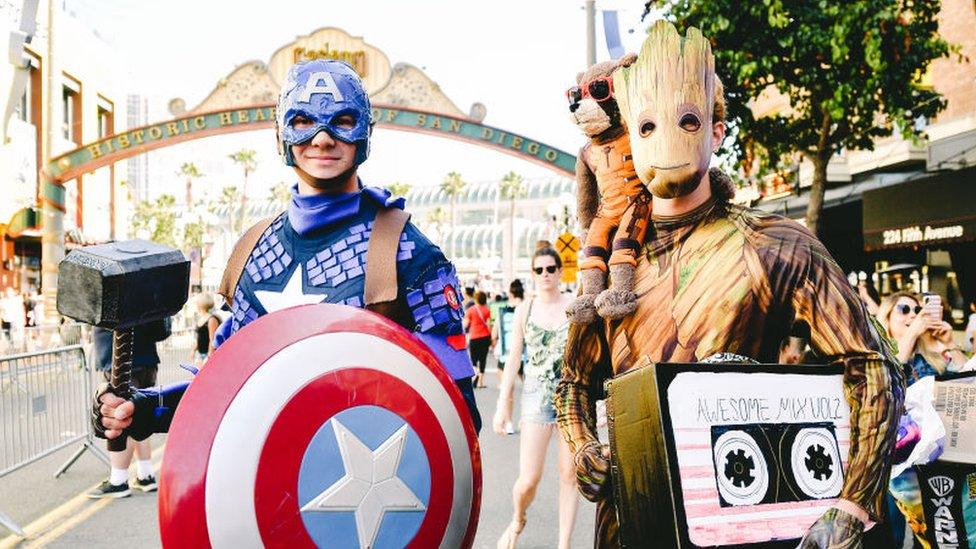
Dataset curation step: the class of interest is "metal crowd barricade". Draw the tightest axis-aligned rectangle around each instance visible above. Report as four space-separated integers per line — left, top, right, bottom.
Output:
156 328 198 386
0 322 87 357
0 344 108 536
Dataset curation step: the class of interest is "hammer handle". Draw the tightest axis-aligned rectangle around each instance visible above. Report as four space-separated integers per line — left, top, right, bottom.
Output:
108 328 135 452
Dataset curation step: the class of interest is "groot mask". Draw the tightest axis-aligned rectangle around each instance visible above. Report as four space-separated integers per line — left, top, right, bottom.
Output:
614 20 716 199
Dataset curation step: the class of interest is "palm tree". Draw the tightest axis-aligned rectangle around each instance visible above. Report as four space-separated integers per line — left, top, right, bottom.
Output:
440 171 466 257
218 186 242 236
269 181 292 210
425 206 448 246
178 162 203 208
228 149 258 232
499 171 527 279
387 181 411 198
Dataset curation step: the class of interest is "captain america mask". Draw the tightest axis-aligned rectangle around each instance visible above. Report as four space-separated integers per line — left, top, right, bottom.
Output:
277 59 372 167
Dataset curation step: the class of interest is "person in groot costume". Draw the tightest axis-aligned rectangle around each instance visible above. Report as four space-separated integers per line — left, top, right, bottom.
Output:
554 20 904 548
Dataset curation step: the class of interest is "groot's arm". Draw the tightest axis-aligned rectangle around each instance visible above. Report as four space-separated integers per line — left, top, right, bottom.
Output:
790 244 905 522
555 321 613 500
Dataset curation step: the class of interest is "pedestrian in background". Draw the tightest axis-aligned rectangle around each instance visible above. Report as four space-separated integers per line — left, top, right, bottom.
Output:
193 293 220 366
877 291 972 546
878 291 970 382
88 318 171 498
1 287 24 345
464 291 492 388
493 248 577 549
493 279 525 386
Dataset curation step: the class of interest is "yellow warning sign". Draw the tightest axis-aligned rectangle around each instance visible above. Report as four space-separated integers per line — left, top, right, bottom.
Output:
555 232 580 283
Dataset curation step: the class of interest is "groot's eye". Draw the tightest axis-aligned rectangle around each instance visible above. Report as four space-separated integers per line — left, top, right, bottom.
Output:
639 118 656 137
679 113 702 132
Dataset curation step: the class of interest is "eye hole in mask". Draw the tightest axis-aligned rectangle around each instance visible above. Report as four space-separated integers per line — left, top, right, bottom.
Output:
679 113 702 133
639 118 656 137
290 114 315 129
332 114 357 130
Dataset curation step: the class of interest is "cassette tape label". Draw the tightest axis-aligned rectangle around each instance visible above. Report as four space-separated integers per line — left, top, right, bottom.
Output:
666 370 851 546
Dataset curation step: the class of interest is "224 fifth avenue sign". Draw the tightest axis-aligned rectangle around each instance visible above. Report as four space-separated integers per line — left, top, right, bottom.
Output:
882 225 965 247
45 104 576 186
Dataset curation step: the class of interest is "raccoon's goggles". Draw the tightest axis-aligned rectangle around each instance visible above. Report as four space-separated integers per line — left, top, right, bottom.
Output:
566 76 615 106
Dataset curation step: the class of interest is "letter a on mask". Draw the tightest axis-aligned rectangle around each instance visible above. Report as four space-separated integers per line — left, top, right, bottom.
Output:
299 72 345 103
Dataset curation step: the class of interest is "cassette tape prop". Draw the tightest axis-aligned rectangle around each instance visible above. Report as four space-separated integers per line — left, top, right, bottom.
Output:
606 362 850 548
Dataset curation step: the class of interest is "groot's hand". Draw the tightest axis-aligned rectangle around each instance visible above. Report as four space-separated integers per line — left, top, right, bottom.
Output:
574 441 611 502
797 508 863 549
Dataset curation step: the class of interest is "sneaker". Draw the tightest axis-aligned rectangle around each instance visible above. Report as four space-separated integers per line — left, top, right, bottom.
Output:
135 475 158 492
504 421 516 435
87 479 131 499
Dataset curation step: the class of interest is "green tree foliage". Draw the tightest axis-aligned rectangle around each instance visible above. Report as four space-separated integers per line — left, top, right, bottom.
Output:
425 205 447 243
178 162 203 206
387 181 412 198
130 194 178 248
269 181 292 209
181 216 207 254
217 185 243 235
500 171 527 275
440 172 467 257
228 149 258 232
644 0 950 234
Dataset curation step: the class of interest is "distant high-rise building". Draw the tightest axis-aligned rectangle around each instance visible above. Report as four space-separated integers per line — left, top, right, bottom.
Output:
126 94 149 202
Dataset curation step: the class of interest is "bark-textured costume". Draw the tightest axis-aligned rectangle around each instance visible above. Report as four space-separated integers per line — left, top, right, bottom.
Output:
554 21 904 548
566 57 651 324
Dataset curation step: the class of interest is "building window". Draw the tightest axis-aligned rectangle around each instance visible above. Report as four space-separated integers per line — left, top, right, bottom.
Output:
62 74 82 144
97 96 114 139
13 56 39 124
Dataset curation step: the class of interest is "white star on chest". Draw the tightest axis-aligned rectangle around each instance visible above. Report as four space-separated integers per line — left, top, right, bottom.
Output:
301 419 426 549
254 267 326 313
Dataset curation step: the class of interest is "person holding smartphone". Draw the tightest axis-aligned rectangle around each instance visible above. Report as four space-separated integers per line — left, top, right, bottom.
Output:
877 291 971 384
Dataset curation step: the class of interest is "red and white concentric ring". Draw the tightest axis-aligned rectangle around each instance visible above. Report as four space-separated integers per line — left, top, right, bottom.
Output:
159 304 481 549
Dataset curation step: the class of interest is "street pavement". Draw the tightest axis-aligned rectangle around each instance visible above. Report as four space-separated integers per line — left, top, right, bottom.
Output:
0 370 597 548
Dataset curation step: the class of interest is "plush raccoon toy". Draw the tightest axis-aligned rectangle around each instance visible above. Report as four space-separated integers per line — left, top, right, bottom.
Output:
566 54 651 324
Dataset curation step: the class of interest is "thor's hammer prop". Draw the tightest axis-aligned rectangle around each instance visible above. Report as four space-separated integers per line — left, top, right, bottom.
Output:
57 240 189 451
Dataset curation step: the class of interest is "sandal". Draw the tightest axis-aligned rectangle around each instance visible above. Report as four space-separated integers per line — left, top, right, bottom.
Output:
497 515 526 549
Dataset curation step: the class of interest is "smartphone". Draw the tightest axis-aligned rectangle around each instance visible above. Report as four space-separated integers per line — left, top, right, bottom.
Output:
922 293 942 321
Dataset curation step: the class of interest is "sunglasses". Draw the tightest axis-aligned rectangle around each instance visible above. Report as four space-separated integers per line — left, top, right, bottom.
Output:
533 265 558 275
566 76 614 106
895 304 923 315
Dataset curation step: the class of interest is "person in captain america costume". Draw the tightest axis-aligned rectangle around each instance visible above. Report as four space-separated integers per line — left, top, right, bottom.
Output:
92 59 481 442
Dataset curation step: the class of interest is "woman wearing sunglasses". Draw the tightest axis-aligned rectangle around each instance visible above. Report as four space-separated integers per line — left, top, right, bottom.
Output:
493 247 578 549
877 291 968 380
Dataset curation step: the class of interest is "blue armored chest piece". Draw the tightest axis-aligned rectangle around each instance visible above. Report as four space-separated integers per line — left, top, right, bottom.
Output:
228 212 422 337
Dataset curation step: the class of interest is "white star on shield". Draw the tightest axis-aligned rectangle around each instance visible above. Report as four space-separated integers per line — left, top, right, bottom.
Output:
301 419 426 548
254 267 325 313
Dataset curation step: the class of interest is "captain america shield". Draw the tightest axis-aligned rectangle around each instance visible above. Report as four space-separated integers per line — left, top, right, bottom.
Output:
159 304 482 548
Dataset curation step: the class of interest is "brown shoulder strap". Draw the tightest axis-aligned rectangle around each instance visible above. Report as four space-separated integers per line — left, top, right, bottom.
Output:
218 217 276 307
364 208 411 306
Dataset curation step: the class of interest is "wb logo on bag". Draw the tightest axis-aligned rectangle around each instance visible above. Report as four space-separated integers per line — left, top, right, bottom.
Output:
927 475 959 548
929 476 955 498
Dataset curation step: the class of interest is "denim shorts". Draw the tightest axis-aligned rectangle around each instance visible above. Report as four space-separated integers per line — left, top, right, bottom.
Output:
520 377 557 424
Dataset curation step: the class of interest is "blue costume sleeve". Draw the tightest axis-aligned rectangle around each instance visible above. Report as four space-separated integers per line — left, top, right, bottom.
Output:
405 262 475 380
212 314 234 350
125 381 190 439
403 256 480 432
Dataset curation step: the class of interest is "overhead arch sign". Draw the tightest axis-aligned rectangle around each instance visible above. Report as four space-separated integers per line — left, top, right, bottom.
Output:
42 103 576 209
